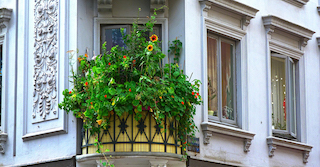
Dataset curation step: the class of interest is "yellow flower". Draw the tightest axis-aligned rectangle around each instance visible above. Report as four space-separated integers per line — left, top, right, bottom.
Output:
147 45 153 51
150 34 158 42
112 99 115 106
184 148 186 151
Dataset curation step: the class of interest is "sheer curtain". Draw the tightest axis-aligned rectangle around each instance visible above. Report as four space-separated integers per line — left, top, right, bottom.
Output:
271 57 286 130
207 36 218 116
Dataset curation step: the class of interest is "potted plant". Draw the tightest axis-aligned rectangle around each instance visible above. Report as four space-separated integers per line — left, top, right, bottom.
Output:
58 13 202 158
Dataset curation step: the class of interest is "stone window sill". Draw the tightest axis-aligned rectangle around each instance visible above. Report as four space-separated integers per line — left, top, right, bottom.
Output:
266 136 312 163
201 122 255 152
0 132 8 154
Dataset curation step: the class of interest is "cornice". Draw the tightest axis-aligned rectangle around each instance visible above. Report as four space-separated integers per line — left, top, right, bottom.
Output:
282 0 309 8
200 0 259 19
262 15 315 41
267 136 312 163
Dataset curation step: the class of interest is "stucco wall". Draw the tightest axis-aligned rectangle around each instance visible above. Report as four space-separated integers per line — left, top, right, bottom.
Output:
185 0 320 166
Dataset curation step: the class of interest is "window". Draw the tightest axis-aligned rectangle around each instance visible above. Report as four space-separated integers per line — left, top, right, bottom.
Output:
207 32 236 125
271 54 298 140
100 24 162 52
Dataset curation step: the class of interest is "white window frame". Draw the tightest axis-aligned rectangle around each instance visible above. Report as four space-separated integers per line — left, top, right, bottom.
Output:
207 33 237 126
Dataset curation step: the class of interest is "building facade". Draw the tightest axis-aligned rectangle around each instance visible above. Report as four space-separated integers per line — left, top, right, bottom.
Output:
1 0 320 166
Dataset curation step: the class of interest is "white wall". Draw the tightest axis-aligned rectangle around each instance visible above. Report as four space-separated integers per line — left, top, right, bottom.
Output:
184 0 320 166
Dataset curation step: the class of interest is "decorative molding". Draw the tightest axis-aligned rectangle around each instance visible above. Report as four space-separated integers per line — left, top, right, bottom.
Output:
268 143 276 157
22 127 67 141
269 40 304 60
201 122 255 152
97 0 112 12
150 0 166 13
150 160 168 167
200 0 259 19
205 18 246 40
203 130 212 145
0 133 8 154
317 37 320 47
262 15 315 51
0 8 13 30
33 0 59 123
244 139 252 152
266 136 313 163
282 0 309 8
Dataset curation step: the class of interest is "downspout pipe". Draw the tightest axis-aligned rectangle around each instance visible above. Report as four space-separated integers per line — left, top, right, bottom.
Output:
13 0 19 156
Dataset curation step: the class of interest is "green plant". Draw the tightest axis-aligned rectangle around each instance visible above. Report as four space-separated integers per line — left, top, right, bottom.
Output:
58 12 202 161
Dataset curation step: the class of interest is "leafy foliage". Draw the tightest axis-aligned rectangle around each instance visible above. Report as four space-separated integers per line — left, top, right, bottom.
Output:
58 13 202 157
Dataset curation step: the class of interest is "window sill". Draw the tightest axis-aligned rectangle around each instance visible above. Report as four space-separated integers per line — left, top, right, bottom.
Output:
0 132 8 154
201 122 255 152
266 136 312 163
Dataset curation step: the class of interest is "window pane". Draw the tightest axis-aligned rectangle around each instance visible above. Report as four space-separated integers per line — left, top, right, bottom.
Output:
221 42 234 120
104 27 127 51
207 36 218 117
289 60 296 135
271 57 286 130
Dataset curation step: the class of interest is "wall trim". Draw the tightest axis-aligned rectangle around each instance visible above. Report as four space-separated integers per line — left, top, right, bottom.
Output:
282 0 309 8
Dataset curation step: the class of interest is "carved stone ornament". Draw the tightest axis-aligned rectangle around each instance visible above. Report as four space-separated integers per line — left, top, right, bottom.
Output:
33 0 58 123
267 143 276 157
0 133 8 154
203 130 212 145
244 138 252 152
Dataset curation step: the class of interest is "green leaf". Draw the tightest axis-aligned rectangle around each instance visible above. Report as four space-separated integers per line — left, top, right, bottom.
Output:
137 105 142 112
168 87 174 94
102 162 106 166
132 100 140 106
173 71 179 77
108 88 116 95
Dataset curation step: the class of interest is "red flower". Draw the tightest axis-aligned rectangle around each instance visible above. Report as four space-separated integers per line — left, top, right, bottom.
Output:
104 95 107 98
192 92 194 95
90 102 93 105
123 55 127 59
133 60 136 63
69 91 72 94
108 62 111 65
129 88 132 92
181 101 184 105
183 141 187 145
196 92 199 96
195 95 198 98
85 82 88 86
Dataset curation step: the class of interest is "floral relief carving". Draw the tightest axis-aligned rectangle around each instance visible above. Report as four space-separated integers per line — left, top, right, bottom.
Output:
33 0 58 122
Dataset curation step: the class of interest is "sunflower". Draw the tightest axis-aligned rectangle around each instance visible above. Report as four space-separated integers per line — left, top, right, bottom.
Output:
147 45 153 51
150 34 158 42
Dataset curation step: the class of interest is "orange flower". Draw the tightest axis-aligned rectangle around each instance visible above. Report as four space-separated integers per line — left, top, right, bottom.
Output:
84 53 88 58
96 119 102 125
108 62 111 65
171 95 174 98
78 57 82 62
159 96 162 99
104 95 107 98
129 88 131 92
183 141 187 145
192 92 194 95
85 82 88 86
123 55 127 59
181 101 184 105
133 60 136 63
69 91 72 94
90 102 93 105
195 95 198 98
150 34 158 42
147 45 153 51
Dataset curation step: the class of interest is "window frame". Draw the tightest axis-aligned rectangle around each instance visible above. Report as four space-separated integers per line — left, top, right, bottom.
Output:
271 53 299 140
207 32 237 126
94 18 168 59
